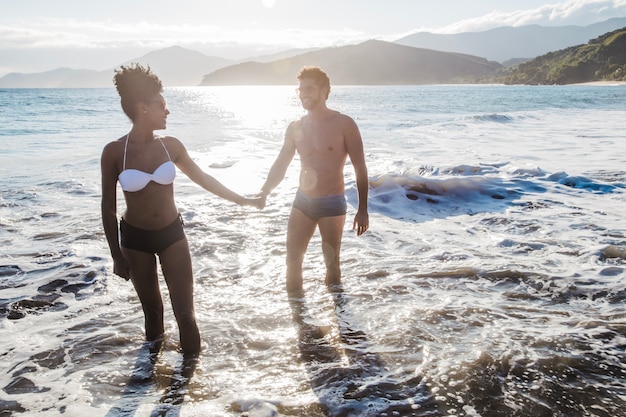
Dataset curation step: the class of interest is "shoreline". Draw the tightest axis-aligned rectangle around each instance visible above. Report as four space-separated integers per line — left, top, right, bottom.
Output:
568 80 626 86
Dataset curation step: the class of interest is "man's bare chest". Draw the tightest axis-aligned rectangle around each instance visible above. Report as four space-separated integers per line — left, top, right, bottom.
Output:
296 126 345 157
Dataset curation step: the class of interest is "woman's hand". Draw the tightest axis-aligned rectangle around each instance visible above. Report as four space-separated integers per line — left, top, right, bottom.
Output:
244 195 266 209
113 256 131 280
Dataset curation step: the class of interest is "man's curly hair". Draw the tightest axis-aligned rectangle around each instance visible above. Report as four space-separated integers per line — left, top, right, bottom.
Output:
113 63 163 121
297 66 331 99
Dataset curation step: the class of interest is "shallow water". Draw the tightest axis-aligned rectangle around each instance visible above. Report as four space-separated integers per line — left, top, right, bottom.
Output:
0 85 625 416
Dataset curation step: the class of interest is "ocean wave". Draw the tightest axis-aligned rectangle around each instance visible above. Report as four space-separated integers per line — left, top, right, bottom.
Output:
37 179 89 195
590 170 626 183
470 113 515 123
0 128 60 137
440 163 502 176
546 172 624 193
351 171 522 221
351 163 624 222
408 264 625 305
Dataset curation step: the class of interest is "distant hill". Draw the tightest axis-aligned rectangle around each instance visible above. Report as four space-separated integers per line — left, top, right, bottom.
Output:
395 17 626 63
0 46 235 88
3 18 625 88
0 68 110 88
246 47 320 63
200 40 502 85
501 27 626 85
122 46 235 86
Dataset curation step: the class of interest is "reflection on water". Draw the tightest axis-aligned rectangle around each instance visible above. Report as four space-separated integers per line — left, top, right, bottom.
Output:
290 286 438 417
105 340 198 417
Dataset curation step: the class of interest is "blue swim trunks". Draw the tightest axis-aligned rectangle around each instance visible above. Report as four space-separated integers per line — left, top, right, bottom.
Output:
292 189 347 220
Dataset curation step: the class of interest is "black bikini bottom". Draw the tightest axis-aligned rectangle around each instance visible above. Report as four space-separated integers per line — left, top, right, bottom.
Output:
120 214 185 254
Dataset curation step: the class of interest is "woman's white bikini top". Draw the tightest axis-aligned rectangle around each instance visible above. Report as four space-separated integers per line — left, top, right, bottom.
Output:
118 134 176 192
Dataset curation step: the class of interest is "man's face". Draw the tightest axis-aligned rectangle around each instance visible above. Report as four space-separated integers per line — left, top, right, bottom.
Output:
297 79 323 110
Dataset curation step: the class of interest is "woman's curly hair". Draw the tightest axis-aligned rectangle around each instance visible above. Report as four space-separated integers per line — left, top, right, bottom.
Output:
113 63 163 121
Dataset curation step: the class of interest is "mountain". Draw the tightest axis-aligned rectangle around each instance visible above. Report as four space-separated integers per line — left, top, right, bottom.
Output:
501 27 626 85
200 40 502 85
395 17 626 63
0 46 235 88
121 46 235 86
0 68 111 88
3 18 625 88
245 47 321 63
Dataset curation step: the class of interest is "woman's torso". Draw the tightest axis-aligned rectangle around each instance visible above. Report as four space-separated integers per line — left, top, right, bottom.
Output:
118 135 179 229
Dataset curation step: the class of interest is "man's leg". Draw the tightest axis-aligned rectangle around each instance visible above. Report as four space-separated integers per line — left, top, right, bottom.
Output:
317 214 346 288
286 208 317 295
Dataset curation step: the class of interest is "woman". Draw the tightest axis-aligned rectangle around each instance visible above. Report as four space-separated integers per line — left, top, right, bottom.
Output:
101 63 262 356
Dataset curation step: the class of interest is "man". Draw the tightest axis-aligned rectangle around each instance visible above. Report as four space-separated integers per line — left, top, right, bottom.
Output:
259 66 369 295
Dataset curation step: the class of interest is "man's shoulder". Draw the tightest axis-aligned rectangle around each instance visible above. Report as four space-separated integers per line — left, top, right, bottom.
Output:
287 119 302 130
336 112 358 130
322 109 353 123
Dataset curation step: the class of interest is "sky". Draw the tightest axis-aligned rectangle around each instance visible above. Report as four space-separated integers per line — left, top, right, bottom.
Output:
1 0 625 76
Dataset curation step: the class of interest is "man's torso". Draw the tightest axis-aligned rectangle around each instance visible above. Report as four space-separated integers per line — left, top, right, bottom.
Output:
293 111 349 197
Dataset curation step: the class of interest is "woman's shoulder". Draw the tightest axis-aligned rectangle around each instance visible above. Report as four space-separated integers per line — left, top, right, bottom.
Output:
157 134 181 143
102 136 125 154
156 135 187 162
157 134 185 151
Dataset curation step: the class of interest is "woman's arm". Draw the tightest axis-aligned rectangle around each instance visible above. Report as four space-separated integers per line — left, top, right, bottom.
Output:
100 142 130 279
168 137 263 208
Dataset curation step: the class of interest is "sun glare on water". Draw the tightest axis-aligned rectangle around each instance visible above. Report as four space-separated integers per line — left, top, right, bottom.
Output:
177 85 301 192
212 85 299 128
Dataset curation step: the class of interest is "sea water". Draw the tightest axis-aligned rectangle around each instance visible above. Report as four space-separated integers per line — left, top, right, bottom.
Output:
0 84 625 417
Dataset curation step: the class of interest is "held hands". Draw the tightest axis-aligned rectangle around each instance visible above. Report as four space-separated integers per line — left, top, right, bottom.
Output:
247 191 268 210
243 194 266 209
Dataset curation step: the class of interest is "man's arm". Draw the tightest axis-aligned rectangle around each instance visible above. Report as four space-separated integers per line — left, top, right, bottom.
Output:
344 116 369 235
259 121 298 198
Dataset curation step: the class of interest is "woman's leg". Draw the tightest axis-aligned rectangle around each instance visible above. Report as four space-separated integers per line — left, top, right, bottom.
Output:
159 238 201 356
122 247 164 343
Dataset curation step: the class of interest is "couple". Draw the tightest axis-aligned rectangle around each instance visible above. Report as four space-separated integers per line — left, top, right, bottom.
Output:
100 64 369 356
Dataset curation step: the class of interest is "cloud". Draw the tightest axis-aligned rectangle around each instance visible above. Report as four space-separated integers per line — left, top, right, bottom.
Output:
2 0 624 49
437 0 626 33
1 0 624 76
0 16 366 51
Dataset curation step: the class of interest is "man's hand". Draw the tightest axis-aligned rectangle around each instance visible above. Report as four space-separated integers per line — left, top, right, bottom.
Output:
353 211 369 236
244 195 266 209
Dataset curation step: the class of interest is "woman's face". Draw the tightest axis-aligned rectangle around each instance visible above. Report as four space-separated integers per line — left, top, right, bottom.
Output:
141 94 169 130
